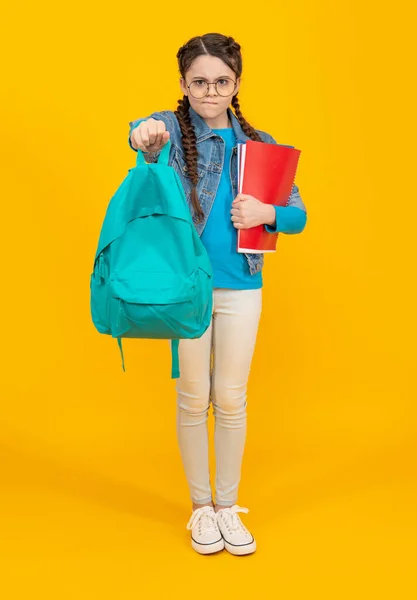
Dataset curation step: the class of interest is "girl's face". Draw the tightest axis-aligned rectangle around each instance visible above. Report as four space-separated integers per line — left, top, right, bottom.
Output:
180 55 240 121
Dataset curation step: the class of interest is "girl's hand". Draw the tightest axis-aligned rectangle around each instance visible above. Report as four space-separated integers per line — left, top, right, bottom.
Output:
231 194 276 229
130 118 170 153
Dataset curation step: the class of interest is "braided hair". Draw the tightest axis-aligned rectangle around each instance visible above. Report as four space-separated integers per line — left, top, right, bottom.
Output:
175 33 263 222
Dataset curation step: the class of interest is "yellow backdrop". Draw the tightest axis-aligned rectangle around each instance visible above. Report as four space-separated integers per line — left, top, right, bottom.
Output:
1 1 416 598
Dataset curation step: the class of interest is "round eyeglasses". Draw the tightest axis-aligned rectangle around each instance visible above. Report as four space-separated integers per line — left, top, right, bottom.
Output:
187 78 237 99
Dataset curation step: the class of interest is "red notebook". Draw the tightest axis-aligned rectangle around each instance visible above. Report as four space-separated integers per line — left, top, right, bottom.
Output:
237 140 301 253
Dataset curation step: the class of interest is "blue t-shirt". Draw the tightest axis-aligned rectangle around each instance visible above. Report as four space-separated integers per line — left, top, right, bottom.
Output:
200 128 263 290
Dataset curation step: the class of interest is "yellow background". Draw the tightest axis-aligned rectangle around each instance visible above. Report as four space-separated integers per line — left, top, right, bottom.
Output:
1 1 416 598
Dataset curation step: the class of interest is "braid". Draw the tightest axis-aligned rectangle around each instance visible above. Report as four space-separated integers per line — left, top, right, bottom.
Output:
174 95 204 222
173 88 263 224
231 95 262 142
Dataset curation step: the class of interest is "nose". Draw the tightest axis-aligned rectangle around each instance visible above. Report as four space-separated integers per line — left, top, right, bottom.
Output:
206 82 218 97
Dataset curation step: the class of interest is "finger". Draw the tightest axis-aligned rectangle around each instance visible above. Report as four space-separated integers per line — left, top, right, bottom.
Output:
138 125 150 148
130 130 140 151
135 129 148 152
152 124 160 147
233 198 249 207
233 222 245 229
231 215 242 223
147 124 157 145
232 207 246 218
232 193 244 205
155 121 165 146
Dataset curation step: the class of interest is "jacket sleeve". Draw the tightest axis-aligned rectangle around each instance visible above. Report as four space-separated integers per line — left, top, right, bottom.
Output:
259 131 307 235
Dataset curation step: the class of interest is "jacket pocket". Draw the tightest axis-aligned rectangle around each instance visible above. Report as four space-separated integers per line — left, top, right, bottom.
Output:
173 148 206 180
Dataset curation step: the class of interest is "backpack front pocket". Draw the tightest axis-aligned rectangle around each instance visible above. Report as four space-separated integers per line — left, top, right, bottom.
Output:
109 270 202 339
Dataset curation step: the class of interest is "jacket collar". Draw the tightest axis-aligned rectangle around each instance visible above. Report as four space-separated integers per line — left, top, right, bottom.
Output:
188 104 250 144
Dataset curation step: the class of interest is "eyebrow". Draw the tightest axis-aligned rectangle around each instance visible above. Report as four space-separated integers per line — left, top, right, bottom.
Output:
191 75 232 80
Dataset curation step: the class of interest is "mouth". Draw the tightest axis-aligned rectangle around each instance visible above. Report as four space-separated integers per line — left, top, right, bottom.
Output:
203 102 218 105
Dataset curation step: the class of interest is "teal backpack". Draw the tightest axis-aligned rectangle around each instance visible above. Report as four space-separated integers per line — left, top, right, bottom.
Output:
90 140 213 378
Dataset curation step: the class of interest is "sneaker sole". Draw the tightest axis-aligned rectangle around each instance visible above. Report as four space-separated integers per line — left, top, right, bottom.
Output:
224 538 257 556
191 537 225 555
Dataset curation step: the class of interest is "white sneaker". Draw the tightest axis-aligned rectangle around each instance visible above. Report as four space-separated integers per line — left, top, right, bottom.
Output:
186 506 225 555
216 505 257 556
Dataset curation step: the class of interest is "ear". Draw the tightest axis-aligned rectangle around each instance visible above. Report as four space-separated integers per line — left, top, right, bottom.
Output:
235 77 241 95
179 78 188 96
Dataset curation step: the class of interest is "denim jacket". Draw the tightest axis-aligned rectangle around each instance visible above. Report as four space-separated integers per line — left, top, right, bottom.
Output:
128 106 306 275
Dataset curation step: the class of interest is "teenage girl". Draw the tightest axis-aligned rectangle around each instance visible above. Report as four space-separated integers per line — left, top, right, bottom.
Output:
129 33 307 556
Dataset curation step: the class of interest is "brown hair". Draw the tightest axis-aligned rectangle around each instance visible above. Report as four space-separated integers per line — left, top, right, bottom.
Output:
175 33 262 222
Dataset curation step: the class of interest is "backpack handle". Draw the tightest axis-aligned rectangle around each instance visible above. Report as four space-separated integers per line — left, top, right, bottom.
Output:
136 139 171 167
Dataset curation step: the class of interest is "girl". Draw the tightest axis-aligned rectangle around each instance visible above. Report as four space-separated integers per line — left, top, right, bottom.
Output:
129 33 307 556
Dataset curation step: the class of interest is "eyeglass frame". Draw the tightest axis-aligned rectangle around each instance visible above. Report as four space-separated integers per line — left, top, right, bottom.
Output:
185 77 238 99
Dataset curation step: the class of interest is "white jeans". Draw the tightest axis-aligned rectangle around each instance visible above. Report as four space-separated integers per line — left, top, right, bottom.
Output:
176 288 262 506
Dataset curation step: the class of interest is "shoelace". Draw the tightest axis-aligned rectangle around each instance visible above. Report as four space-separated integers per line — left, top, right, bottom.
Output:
186 506 218 534
219 505 250 533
